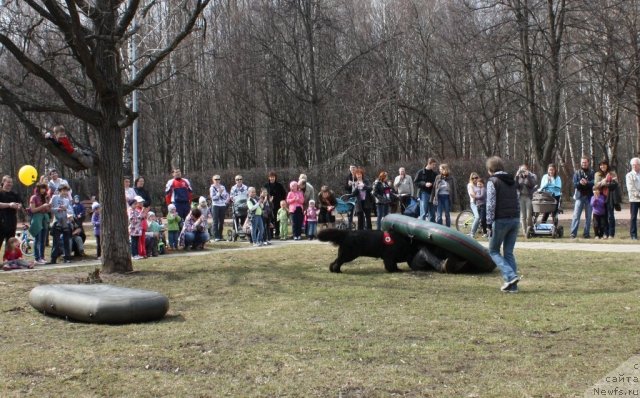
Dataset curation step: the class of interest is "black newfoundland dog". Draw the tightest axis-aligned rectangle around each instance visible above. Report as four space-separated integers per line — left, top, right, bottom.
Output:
318 228 477 274
317 229 419 273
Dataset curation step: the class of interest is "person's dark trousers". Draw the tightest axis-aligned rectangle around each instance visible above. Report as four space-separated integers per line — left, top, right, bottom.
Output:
478 204 487 233
0 226 17 252
357 207 371 230
96 235 101 257
630 202 640 239
212 205 226 240
273 208 281 238
130 236 140 257
606 200 616 238
376 203 389 230
292 207 304 238
419 191 429 220
175 201 191 221
51 226 71 262
145 236 159 256
263 217 273 241
592 215 607 238
347 208 355 230
427 201 436 222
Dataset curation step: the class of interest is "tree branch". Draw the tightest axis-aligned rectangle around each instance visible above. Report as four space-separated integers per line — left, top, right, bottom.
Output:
0 33 102 125
115 0 142 38
0 85 71 114
0 86 92 171
62 0 107 94
123 0 210 95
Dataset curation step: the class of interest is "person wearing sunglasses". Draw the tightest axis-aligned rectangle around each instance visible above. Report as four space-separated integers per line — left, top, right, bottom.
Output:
209 175 229 242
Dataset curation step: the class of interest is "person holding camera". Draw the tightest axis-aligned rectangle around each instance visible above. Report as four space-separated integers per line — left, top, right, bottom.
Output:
570 156 595 239
516 164 537 237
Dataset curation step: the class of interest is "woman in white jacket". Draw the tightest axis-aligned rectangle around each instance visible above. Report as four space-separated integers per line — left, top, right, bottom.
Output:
625 157 640 240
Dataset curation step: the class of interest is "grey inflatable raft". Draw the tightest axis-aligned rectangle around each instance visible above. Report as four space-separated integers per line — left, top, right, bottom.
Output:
29 284 169 324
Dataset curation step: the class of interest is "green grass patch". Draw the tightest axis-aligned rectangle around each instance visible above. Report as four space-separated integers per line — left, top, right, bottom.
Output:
1 244 638 397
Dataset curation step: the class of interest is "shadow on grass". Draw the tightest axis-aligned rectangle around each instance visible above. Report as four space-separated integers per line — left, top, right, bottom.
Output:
161 313 186 323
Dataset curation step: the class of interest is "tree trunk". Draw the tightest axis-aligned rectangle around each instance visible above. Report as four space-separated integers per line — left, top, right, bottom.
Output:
97 124 133 273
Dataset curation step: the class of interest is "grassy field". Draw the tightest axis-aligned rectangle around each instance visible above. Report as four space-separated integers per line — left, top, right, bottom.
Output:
1 242 639 397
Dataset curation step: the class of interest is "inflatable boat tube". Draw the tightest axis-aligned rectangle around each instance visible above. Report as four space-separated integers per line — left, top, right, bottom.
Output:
382 214 496 272
29 284 169 324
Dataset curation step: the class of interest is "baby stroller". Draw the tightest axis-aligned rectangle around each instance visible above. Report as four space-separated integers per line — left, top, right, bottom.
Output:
227 197 249 241
335 194 357 230
528 191 564 239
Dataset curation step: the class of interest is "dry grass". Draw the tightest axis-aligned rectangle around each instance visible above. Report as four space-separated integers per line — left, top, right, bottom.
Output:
1 243 639 397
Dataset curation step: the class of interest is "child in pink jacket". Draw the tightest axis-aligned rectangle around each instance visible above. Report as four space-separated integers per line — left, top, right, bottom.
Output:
286 181 305 240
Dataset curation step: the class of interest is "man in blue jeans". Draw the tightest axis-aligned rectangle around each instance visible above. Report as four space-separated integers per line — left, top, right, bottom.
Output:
414 158 438 222
486 156 520 293
570 156 595 239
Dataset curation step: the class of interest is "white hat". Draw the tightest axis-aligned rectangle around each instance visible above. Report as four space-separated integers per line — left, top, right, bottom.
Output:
91 202 101 211
134 195 144 203
199 196 207 204
168 204 176 211
147 211 156 218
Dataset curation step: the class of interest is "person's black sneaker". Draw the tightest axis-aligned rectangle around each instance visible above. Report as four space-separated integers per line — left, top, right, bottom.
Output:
501 276 520 292
508 284 519 293
63 259 72 264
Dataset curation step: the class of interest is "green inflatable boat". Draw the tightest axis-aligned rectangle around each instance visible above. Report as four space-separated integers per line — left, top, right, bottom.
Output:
382 214 496 272
29 284 169 324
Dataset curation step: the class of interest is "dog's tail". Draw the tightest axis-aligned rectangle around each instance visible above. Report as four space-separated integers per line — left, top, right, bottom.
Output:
317 228 348 245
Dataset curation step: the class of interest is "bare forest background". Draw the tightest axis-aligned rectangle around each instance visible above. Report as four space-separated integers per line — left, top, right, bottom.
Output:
2 0 640 210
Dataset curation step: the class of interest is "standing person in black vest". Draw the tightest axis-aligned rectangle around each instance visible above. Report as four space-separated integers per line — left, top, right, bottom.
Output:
486 157 521 293
414 158 438 222
0 176 23 252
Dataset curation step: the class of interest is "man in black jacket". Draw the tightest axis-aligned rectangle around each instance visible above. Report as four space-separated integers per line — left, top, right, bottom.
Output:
414 158 438 222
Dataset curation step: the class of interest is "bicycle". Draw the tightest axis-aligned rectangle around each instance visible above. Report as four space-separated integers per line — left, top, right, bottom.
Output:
455 210 475 235
17 224 35 257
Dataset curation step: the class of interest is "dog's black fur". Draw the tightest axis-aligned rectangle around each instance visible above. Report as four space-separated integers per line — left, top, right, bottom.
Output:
317 229 419 273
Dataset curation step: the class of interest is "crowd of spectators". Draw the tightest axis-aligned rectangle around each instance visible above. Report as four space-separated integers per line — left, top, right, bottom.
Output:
2 154 640 269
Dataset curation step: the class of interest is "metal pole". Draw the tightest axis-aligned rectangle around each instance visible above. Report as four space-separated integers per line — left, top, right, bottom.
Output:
131 17 139 180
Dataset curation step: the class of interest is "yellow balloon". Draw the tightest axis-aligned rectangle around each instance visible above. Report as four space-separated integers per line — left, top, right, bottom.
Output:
18 165 38 187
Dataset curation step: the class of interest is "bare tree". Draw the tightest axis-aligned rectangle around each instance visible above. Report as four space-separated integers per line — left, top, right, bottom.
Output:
0 0 209 272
